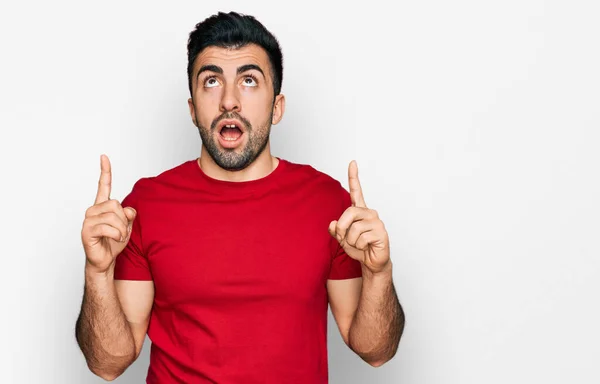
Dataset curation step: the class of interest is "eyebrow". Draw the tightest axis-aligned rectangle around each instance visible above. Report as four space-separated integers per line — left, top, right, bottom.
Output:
196 64 265 80
236 64 265 78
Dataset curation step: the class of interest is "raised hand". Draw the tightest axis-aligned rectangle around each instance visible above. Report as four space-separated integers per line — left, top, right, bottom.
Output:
81 155 137 274
328 160 391 274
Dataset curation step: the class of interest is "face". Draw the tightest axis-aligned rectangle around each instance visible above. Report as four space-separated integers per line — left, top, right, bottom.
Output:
188 44 285 171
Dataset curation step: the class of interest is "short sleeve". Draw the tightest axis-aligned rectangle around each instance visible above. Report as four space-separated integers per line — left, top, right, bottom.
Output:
328 185 363 280
114 181 153 281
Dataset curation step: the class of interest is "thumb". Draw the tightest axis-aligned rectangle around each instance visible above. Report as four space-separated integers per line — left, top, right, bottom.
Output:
124 207 137 222
328 220 338 239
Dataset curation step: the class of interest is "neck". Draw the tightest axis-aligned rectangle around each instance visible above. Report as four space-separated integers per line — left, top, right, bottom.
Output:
197 144 278 182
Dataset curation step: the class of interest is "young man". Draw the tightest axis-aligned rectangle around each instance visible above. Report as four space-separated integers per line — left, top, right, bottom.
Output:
76 11 404 383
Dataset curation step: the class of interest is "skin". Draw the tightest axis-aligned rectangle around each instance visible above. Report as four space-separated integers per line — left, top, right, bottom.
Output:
76 155 153 380
187 44 286 182
76 43 403 381
328 161 404 365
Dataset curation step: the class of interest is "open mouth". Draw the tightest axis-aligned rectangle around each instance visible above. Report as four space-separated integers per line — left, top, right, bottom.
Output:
219 124 243 142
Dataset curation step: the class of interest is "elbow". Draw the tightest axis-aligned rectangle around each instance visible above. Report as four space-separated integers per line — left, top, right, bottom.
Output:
351 348 394 368
363 353 394 368
365 353 395 367
348 341 393 368
365 322 404 367
87 353 136 382
89 363 129 382
366 357 387 367
89 367 121 382
356 344 400 368
97 373 120 382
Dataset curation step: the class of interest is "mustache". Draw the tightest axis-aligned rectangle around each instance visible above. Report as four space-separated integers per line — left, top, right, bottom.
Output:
211 112 252 131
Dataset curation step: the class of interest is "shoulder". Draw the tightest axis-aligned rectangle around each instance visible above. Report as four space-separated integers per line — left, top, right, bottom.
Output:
280 158 350 204
122 159 197 203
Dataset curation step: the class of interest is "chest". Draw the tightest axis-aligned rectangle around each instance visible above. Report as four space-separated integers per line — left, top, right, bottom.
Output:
142 194 334 307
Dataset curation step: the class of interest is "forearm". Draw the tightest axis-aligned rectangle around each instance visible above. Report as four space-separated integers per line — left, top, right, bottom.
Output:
348 262 405 366
75 265 135 379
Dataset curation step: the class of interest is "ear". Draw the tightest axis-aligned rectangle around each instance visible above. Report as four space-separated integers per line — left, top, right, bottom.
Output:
188 97 198 127
271 93 286 125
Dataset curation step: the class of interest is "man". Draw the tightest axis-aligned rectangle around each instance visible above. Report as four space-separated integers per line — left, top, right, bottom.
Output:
75 11 404 383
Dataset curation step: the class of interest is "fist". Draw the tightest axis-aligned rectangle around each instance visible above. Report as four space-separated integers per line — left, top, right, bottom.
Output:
81 154 136 274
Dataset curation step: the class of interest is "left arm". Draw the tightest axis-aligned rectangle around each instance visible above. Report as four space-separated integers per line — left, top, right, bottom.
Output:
328 264 404 367
328 160 405 366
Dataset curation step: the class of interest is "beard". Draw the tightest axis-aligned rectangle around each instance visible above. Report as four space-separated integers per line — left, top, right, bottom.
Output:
196 108 273 171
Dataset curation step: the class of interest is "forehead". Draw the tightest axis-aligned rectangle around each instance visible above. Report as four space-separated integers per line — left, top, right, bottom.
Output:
194 44 271 75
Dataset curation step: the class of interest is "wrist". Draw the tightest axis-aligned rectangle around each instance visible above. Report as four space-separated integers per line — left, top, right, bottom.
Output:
85 261 115 282
361 260 393 281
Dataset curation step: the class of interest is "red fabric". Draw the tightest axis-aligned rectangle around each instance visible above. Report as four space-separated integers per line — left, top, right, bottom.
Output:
114 158 362 384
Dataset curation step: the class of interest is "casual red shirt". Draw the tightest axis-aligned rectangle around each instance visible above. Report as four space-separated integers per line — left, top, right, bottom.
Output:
114 157 362 383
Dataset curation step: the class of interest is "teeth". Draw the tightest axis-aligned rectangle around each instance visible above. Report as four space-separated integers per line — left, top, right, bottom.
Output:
220 123 242 142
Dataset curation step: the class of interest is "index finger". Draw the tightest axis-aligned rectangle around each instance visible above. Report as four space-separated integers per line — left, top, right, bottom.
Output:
94 154 112 205
348 160 366 208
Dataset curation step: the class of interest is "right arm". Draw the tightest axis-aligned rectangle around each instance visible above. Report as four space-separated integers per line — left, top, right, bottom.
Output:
75 270 154 380
75 154 154 381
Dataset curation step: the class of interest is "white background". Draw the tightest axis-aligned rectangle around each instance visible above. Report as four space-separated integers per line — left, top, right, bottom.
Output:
1 0 599 383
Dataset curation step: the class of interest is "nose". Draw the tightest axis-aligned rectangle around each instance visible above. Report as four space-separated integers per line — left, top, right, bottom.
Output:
219 83 241 112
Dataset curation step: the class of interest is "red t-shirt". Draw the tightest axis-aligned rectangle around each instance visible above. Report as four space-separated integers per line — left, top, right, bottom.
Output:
114 157 362 383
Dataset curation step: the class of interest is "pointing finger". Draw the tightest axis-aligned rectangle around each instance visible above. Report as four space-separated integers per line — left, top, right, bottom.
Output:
95 154 112 205
348 160 366 208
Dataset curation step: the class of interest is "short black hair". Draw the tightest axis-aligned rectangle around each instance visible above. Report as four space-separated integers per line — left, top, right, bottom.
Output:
187 11 284 97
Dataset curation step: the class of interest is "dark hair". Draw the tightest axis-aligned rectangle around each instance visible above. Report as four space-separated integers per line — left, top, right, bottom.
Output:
187 11 284 97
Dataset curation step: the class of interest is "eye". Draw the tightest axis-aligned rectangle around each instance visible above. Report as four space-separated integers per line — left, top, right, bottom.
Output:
243 75 258 87
204 76 220 88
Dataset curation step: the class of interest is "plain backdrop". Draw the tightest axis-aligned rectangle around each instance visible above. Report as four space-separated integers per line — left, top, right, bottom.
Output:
1 0 599 383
